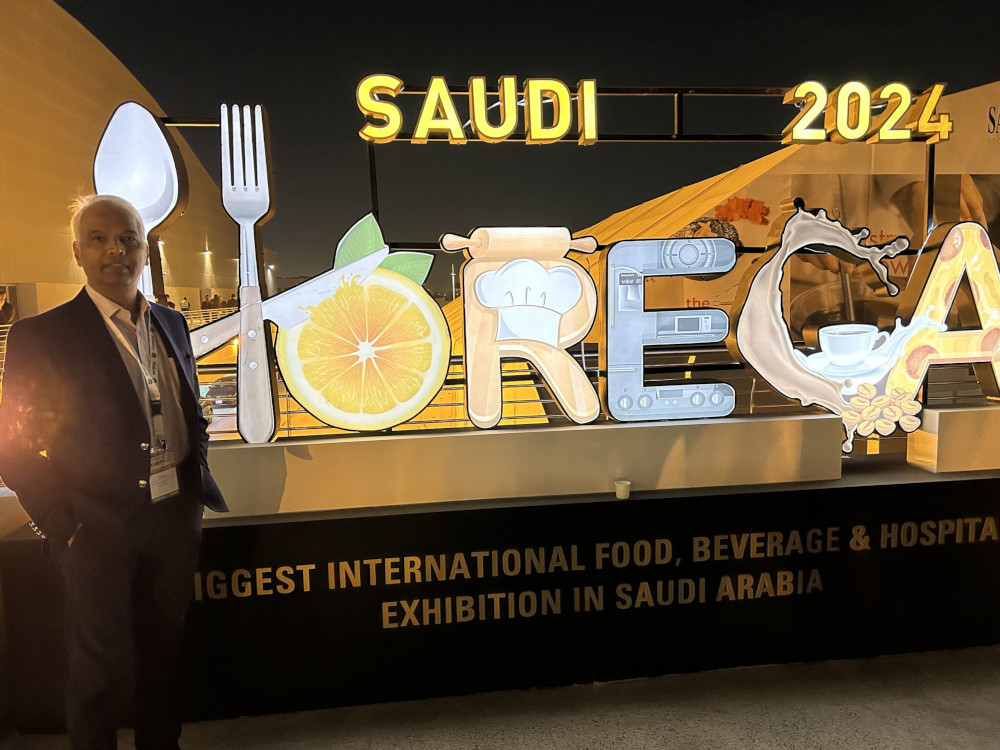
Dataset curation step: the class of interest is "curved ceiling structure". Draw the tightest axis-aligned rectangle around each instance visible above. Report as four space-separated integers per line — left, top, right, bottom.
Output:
0 0 241 315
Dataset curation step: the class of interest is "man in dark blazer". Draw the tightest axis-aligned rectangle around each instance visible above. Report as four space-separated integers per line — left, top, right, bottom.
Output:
0 194 227 750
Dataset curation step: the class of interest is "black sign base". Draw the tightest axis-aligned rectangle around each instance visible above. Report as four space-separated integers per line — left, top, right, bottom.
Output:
3 459 999 731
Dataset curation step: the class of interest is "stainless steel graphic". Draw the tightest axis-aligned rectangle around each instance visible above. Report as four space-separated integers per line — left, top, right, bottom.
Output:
606 238 737 421
610 383 734 418
650 309 729 345
659 237 730 270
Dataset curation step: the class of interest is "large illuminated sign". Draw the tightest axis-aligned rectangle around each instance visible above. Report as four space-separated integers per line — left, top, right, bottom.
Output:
783 81 953 144
357 77 952 147
183 203 1000 452
246 207 1000 455
357 75 598 145
90 85 1000 465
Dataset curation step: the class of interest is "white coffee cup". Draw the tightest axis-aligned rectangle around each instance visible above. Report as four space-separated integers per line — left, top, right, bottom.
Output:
819 323 889 367
614 479 631 500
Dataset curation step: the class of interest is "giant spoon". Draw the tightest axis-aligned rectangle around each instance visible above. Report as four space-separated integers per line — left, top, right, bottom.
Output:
93 102 188 301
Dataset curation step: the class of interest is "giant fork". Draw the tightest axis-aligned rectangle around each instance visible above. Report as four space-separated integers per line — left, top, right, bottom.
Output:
220 103 277 444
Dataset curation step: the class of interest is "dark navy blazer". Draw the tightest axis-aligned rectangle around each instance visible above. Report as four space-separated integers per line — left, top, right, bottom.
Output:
0 288 227 548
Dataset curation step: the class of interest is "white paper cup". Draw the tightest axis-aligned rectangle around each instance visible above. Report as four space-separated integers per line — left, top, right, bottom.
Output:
614 480 631 500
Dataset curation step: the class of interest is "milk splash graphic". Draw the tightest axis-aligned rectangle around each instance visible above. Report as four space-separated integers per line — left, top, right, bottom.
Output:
725 202 974 452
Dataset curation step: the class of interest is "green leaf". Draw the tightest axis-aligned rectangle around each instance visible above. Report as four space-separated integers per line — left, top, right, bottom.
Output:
378 252 434 285
334 214 385 269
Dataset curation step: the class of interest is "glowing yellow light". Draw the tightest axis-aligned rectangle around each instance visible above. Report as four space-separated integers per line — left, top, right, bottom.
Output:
356 74 599 145
357 74 404 143
828 82 871 142
910 83 953 143
867 82 912 143
782 81 827 143
785 80 952 144
525 79 572 144
576 79 597 145
468 76 518 143
412 76 467 144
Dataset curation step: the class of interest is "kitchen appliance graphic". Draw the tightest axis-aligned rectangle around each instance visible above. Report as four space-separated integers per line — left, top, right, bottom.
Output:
605 237 736 420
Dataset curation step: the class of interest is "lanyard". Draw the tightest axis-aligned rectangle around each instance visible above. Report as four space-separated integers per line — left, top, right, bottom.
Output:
105 310 167 442
106 310 161 402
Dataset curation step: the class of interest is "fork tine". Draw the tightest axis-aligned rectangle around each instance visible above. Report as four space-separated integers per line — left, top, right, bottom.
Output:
231 104 244 190
242 104 255 189
220 103 231 189
254 105 268 197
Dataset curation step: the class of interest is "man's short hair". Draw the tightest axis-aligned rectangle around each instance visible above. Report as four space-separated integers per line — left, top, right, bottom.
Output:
69 194 146 244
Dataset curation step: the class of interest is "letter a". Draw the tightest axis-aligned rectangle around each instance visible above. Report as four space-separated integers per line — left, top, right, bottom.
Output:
886 223 1000 397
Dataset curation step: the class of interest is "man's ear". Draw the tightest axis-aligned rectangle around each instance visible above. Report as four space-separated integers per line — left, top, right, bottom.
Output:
72 241 81 267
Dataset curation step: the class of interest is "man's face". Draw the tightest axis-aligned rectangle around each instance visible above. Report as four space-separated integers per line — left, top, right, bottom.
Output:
73 201 148 299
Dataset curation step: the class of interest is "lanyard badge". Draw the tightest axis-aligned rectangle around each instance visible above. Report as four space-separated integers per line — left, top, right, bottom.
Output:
149 402 179 502
109 313 180 502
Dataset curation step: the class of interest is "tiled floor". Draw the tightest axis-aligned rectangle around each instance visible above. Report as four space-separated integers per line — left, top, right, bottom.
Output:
3 644 999 749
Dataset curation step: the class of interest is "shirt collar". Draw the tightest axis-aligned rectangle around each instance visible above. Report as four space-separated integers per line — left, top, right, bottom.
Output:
84 284 149 327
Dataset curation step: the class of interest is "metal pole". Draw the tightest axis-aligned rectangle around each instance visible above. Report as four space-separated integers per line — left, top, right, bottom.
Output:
367 140 380 221
925 143 936 237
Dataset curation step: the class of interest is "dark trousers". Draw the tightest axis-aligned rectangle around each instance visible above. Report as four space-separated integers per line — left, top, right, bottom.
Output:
61 494 203 750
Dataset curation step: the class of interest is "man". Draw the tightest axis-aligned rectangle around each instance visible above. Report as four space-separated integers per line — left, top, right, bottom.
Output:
0 194 227 749
0 288 15 324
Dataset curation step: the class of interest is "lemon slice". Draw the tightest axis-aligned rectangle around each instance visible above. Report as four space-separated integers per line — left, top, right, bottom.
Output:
276 268 450 431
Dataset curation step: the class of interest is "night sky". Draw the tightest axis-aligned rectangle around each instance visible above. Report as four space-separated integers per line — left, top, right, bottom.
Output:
52 0 1000 292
